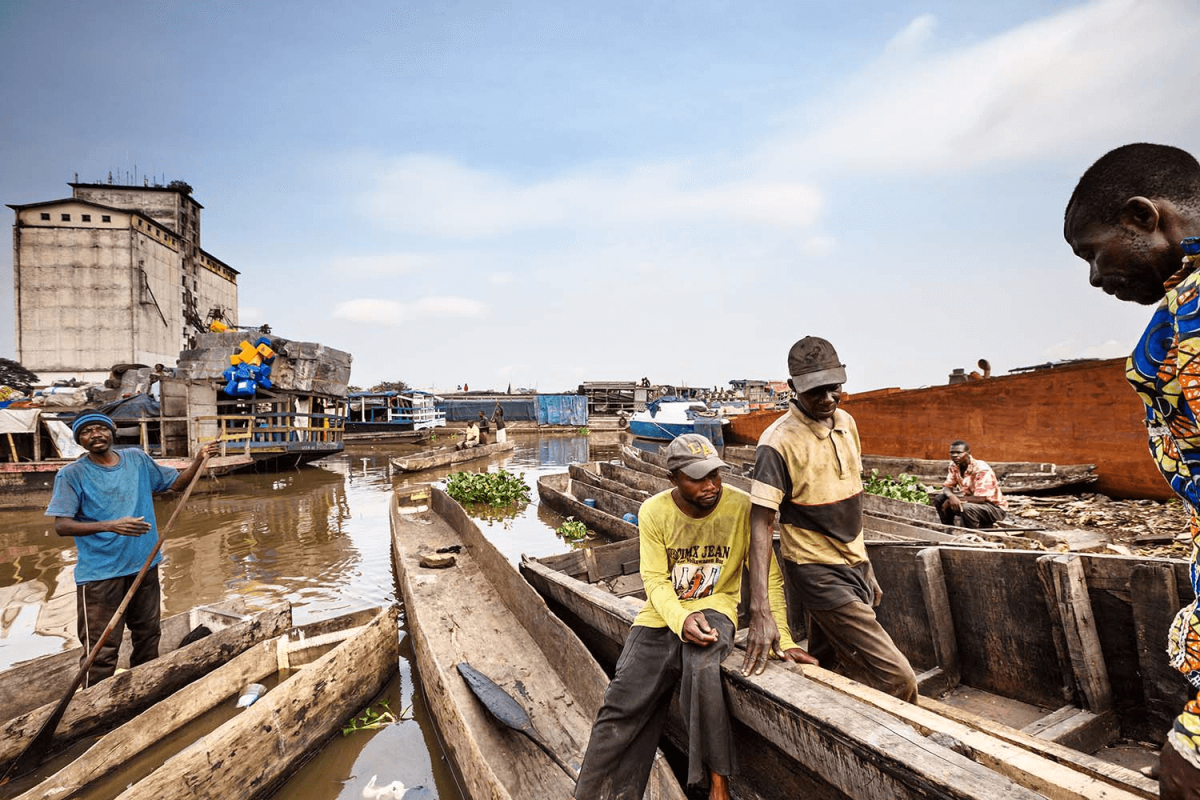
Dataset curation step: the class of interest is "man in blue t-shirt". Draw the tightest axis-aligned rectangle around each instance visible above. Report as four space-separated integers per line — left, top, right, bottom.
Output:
46 412 217 687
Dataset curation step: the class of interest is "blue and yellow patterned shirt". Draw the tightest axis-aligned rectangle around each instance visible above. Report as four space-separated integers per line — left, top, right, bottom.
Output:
1127 239 1200 769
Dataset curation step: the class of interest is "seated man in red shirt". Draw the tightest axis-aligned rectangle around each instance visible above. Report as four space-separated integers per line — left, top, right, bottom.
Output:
931 440 1007 529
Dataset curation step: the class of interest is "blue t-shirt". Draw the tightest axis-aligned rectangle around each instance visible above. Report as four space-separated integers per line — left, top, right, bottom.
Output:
46 449 179 583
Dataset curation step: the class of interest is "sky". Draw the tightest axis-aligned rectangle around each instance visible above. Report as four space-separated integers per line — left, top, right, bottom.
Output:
3 0 1199 394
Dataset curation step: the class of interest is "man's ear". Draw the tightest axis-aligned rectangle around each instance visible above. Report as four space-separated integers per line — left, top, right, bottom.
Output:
786 378 796 394
1120 196 1162 233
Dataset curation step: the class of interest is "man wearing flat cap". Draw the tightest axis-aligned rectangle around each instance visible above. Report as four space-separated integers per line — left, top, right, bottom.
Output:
575 433 812 800
743 337 917 703
46 412 217 687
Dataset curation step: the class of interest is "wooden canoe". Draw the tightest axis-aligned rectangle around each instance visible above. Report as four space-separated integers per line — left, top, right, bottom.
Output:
0 600 292 777
389 485 684 800
861 455 1098 494
389 438 515 473
537 470 640 541
523 538 1168 800
6 606 397 800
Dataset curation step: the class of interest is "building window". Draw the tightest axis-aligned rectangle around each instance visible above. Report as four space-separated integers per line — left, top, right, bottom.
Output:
101 215 111 222
39 213 50 220
61 214 70 221
81 214 91 222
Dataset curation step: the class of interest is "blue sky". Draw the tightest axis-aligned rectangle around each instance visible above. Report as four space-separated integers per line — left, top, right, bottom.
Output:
3 0 1198 393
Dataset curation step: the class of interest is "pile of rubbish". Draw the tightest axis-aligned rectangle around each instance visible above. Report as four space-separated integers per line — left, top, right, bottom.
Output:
174 332 352 398
1009 493 1192 558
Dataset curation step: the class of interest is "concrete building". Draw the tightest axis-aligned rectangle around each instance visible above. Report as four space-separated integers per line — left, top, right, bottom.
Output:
9 180 238 384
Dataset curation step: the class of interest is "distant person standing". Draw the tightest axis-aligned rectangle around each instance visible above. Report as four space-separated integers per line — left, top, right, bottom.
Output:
477 410 490 445
931 440 1008 528
491 402 506 444
1065 143 1200 797
47 412 217 687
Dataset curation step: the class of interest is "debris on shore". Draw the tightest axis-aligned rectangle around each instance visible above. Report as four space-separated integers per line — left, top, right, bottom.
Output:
1008 493 1192 558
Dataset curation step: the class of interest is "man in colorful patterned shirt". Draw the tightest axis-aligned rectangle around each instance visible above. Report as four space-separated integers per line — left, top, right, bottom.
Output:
574 434 812 800
1065 142 1200 798
932 440 1008 528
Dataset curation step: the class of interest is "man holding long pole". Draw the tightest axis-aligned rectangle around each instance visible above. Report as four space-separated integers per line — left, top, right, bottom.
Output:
46 412 217 688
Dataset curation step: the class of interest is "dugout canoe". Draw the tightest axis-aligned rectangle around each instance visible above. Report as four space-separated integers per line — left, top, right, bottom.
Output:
522 538 1174 800
537 469 641 541
0 599 292 780
389 438 515 473
389 485 684 800
4 606 397 800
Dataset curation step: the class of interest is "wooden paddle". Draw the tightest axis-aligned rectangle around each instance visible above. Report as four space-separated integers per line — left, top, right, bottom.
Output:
0 452 211 783
456 661 580 782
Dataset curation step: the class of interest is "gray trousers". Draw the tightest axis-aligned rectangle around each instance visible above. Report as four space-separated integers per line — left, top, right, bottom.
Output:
575 609 735 799
932 490 1006 529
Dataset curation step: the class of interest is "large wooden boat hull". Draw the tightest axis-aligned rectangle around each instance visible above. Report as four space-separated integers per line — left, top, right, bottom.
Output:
389 439 515 473
389 485 684 800
5 606 396 800
523 538 1170 800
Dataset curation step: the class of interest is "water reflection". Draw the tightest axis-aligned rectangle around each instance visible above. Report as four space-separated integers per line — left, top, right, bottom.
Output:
0 431 628 799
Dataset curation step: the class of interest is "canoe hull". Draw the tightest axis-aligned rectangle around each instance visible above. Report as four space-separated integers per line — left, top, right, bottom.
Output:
389 439 515 473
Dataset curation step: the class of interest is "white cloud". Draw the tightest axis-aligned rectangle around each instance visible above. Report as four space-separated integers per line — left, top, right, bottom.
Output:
800 236 838 258
331 296 485 326
327 254 435 276
1042 338 1136 361
766 0 1200 175
413 296 485 316
488 272 514 285
366 155 823 238
332 299 403 326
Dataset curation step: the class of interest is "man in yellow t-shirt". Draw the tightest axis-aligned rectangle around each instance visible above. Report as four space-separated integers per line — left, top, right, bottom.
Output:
574 434 813 800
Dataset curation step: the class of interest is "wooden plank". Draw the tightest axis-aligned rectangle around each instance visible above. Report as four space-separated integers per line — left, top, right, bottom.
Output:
15 634 280 799
1032 708 1119 754
786 661 1148 800
568 478 643 519
0 603 292 772
1130 562 1192 738
1036 554 1078 707
111 608 398 800
927 699 1157 798
916 548 960 689
1044 555 1114 715
569 462 650 503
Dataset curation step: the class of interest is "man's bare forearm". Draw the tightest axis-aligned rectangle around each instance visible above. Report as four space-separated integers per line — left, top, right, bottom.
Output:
748 505 776 614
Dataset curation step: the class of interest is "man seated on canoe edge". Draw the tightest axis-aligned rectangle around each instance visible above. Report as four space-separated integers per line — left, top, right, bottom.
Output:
573 433 815 800
931 440 1008 529
455 419 480 450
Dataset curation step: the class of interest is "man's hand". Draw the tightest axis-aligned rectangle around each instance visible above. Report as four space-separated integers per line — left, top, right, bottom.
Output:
945 493 963 512
196 441 221 462
681 612 720 646
110 516 151 536
779 647 819 666
742 608 779 676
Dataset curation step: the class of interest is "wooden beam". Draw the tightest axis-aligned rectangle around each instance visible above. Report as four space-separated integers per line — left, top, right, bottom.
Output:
1130 562 1188 736
1039 555 1114 715
916 547 960 689
1036 554 1080 707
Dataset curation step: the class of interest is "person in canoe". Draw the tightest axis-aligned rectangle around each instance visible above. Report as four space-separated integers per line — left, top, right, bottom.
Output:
491 401 506 444
1065 142 1200 799
476 410 490 445
46 412 218 688
744 336 918 703
456 420 480 450
931 440 1008 528
574 433 813 800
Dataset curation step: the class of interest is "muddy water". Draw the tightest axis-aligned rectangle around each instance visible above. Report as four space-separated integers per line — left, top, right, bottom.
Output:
0 432 624 799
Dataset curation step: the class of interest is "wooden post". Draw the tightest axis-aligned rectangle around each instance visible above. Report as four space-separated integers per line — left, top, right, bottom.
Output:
1036 554 1077 706
1130 563 1186 734
1040 554 1113 714
916 548 960 689
6 432 18 462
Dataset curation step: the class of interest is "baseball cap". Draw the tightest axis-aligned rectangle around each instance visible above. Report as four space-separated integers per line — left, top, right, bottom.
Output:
787 336 846 394
663 434 727 479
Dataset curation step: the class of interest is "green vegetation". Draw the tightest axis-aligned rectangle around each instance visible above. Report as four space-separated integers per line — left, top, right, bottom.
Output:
557 517 590 542
577 426 591 436
445 469 532 507
341 700 410 735
863 470 931 505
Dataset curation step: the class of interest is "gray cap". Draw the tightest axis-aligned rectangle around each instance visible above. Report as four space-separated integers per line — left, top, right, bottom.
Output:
663 434 727 479
788 336 846 394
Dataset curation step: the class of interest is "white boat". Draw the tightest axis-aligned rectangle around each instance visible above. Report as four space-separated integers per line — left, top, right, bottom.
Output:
627 397 727 441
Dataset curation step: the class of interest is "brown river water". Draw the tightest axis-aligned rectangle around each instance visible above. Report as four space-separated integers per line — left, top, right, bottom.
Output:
0 432 633 800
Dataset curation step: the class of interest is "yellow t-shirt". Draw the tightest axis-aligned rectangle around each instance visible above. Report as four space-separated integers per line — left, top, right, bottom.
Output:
634 486 798 651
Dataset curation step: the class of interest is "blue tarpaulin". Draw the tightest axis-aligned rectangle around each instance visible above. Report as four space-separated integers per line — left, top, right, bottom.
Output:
442 399 537 422
537 395 588 426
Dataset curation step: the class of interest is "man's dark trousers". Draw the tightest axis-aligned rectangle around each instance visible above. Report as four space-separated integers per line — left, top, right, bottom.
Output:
76 567 161 688
933 491 1006 529
574 609 735 799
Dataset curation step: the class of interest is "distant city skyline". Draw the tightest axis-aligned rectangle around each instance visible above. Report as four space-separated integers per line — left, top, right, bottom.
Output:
3 0 1198 393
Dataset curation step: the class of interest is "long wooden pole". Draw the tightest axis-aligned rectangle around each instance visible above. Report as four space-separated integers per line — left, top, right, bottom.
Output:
0 454 210 783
